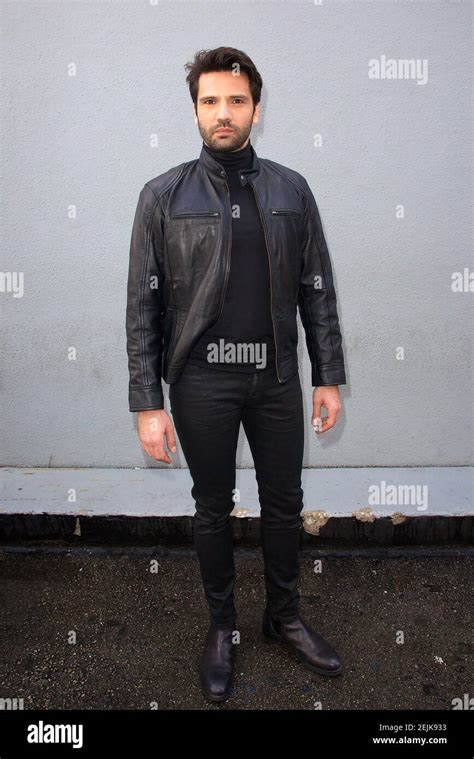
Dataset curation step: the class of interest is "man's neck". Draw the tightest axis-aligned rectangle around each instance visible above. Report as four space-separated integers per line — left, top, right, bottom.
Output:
202 139 253 171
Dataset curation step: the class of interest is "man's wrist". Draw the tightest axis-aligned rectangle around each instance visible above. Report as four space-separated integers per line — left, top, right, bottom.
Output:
131 410 165 415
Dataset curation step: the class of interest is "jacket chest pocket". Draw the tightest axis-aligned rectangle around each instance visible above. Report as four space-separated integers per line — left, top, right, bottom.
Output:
170 211 219 219
164 212 221 311
270 208 303 217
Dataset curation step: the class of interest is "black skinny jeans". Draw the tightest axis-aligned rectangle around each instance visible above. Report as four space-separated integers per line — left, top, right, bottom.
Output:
169 360 305 629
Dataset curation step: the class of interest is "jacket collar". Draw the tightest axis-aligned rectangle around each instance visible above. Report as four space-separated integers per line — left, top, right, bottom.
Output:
198 139 261 184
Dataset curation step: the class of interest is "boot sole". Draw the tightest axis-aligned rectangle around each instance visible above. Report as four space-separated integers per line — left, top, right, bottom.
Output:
262 627 343 677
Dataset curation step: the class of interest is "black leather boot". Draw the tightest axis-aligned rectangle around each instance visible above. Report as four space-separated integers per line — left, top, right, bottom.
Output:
262 608 342 676
199 624 236 702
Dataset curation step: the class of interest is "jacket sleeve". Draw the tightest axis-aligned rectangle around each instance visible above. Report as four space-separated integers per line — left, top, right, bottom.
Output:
126 183 166 411
298 178 346 387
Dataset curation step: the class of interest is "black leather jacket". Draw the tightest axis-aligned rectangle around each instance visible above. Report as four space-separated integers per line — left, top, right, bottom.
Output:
126 142 346 411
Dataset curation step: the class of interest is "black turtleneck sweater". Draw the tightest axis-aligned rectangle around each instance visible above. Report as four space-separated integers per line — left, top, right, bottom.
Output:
187 140 276 373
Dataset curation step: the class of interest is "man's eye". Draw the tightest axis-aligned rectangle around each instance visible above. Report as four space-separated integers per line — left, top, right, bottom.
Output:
202 99 244 104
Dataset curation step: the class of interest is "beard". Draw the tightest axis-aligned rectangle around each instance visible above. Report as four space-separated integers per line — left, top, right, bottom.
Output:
197 117 253 152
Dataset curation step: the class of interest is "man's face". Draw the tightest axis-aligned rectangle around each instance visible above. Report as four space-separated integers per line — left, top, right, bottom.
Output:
193 70 260 152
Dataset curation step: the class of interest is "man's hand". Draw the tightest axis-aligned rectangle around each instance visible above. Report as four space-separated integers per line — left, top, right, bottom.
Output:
312 385 341 434
136 409 176 463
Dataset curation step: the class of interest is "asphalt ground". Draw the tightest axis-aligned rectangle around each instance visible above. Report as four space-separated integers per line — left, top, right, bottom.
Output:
0 548 472 711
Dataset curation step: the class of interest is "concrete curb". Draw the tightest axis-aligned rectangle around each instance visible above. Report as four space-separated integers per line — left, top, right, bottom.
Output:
0 513 472 547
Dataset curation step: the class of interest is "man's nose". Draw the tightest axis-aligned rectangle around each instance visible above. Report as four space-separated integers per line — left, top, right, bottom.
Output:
216 102 232 121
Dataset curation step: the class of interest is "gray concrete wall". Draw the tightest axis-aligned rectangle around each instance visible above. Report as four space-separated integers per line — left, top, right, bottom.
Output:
2 0 472 469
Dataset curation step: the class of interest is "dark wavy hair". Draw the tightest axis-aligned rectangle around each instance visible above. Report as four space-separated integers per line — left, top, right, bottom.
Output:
184 46 263 108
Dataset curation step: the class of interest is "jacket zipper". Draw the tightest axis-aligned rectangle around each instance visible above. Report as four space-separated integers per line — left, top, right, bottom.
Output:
249 182 282 382
170 211 219 218
215 178 232 320
270 208 302 216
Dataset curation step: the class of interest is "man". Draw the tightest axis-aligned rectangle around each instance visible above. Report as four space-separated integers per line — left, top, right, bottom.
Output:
126 47 346 703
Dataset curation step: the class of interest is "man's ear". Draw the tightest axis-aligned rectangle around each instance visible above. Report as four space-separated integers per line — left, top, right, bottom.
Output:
252 102 260 125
